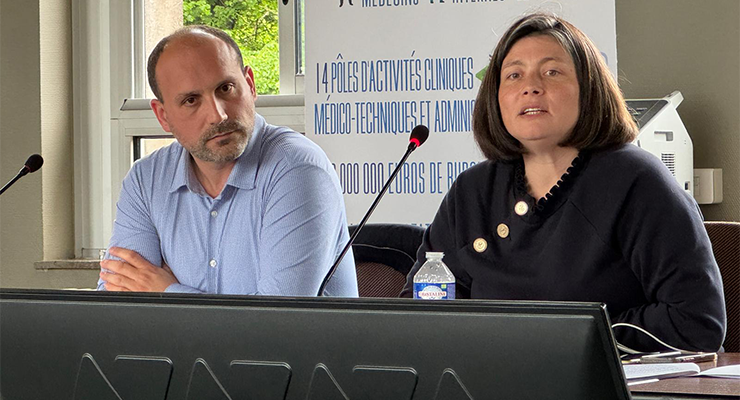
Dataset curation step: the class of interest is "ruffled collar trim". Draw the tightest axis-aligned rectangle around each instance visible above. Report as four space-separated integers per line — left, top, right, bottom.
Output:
513 152 588 217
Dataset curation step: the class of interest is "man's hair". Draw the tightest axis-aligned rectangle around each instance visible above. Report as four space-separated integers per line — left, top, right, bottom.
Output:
473 13 638 160
147 25 245 102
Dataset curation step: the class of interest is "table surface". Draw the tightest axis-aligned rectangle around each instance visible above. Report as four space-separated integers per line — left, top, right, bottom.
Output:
629 353 740 398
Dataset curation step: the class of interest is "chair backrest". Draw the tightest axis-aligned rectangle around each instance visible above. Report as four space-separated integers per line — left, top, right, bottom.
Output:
349 224 425 298
704 221 740 352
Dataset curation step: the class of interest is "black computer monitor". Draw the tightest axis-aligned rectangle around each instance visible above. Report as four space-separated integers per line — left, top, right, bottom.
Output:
0 289 630 399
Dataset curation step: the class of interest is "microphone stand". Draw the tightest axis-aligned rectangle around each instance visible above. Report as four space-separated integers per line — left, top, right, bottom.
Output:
317 142 420 296
0 167 30 197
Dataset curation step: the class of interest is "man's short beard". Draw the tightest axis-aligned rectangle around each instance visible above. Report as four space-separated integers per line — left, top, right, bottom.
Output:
187 119 252 163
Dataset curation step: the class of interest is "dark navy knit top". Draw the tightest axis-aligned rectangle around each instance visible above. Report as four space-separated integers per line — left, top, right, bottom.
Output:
402 144 726 352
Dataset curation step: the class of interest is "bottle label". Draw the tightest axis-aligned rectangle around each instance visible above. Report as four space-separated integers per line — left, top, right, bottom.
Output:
413 282 455 300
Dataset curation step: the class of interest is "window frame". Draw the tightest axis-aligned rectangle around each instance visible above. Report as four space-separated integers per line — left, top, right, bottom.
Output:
73 0 306 258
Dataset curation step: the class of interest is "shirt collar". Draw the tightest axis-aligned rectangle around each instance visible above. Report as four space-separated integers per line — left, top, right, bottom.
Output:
168 114 265 194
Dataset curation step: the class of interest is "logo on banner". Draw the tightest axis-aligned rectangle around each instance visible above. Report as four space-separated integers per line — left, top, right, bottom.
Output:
339 0 354 7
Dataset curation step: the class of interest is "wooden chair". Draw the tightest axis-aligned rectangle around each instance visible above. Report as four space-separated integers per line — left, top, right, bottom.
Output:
349 224 425 298
704 221 740 352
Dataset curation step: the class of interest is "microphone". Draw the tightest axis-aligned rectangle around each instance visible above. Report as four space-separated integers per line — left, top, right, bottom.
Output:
317 125 429 296
0 154 44 197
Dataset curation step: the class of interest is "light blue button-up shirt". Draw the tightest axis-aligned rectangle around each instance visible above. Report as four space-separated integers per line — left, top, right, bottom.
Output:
98 114 358 296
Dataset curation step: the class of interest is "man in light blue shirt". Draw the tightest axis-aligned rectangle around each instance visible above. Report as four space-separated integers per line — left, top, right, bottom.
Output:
97 25 358 296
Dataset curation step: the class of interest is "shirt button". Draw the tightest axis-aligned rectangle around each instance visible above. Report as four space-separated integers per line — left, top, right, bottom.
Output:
209 259 217 268
473 238 488 253
210 210 218 217
514 201 529 216
497 223 510 239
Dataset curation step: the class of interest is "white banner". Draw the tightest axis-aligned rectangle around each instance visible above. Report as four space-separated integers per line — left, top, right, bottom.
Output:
306 0 617 226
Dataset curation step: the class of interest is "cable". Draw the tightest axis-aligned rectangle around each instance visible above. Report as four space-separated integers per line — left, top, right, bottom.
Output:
611 322 694 355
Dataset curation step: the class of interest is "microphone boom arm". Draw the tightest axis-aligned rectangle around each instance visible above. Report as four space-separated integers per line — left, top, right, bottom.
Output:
0 168 30 197
0 174 23 194
317 143 419 296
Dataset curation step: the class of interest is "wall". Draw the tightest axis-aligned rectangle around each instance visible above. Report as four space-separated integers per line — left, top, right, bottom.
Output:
0 0 44 287
0 0 94 288
616 0 740 221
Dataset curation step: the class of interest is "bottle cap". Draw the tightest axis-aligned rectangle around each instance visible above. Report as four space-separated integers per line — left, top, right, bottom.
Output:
425 252 444 259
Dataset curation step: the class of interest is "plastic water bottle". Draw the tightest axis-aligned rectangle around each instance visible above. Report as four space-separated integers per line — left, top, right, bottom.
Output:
413 252 455 300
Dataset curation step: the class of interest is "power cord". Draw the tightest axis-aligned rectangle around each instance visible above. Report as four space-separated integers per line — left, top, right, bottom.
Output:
611 322 693 355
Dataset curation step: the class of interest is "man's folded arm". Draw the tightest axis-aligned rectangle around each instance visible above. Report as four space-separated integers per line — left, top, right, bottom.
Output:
97 167 203 293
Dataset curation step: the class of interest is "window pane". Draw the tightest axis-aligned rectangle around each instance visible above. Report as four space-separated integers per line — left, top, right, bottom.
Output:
145 0 298 96
183 0 280 94
144 0 184 99
135 137 177 161
145 1 305 97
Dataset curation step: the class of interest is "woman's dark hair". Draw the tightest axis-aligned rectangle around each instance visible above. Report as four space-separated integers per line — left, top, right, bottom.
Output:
473 13 638 160
147 25 245 102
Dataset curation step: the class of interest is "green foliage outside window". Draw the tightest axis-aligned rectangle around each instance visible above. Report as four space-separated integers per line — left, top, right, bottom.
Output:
183 0 280 94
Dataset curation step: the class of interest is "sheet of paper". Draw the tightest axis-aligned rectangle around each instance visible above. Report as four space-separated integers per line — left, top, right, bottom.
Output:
698 364 740 379
623 363 700 380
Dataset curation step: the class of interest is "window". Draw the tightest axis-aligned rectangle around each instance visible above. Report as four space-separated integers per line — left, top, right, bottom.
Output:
73 0 306 257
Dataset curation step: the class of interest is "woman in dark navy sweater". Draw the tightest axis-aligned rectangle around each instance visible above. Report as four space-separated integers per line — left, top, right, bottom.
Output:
401 13 726 352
